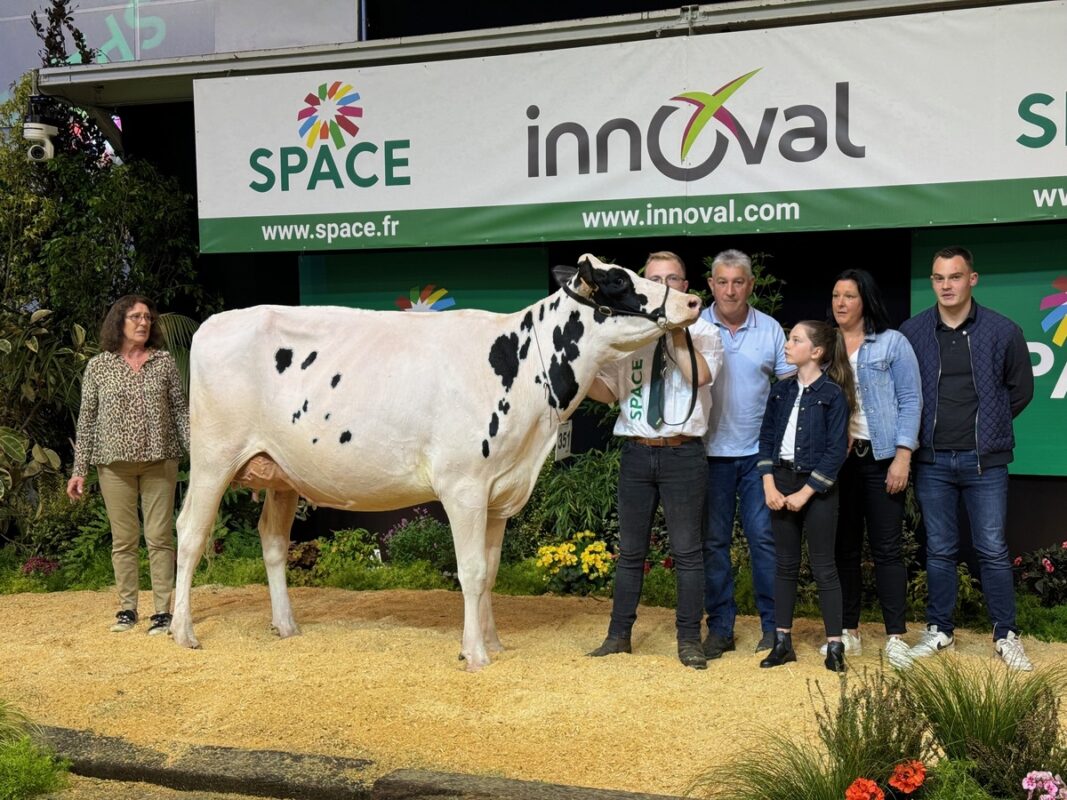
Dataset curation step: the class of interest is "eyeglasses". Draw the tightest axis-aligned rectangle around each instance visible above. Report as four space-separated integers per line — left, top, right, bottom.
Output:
126 313 154 323
647 275 686 285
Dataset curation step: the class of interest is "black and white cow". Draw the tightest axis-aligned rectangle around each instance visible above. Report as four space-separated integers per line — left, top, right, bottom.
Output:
172 254 701 669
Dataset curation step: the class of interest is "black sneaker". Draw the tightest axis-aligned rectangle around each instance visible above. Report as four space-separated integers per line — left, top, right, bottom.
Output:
147 613 172 636
110 609 138 632
754 630 775 652
702 632 736 660
587 636 632 657
678 640 708 670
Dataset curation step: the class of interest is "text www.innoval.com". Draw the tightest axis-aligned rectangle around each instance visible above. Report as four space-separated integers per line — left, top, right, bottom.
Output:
581 199 801 230
260 215 400 244
1034 187 1067 208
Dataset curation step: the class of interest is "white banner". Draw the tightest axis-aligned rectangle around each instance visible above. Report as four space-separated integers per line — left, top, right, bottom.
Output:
194 1 1067 251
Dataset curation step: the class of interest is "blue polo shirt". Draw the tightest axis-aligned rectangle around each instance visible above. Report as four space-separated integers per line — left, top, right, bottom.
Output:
702 304 793 457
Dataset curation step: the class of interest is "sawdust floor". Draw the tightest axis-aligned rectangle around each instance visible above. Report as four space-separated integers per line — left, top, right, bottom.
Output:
5 586 1066 797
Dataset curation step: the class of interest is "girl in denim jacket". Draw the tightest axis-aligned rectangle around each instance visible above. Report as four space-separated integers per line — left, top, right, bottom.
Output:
757 321 853 672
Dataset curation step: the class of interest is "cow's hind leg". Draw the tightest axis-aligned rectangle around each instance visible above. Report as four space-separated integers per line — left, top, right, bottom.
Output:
259 488 301 638
480 515 506 653
173 477 229 649
442 498 490 671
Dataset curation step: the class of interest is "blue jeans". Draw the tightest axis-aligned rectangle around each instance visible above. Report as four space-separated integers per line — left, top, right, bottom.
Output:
702 454 776 638
914 450 1016 640
609 439 707 641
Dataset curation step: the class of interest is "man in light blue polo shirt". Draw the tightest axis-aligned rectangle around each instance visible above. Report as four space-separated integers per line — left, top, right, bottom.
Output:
701 249 794 661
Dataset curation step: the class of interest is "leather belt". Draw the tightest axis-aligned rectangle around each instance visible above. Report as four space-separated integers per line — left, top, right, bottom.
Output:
777 459 798 470
632 435 697 447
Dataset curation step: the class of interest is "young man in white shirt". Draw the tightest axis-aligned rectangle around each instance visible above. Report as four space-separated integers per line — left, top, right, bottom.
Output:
586 252 724 669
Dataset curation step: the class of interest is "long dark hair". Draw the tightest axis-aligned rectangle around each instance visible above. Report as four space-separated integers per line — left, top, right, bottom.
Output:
99 295 163 353
832 268 892 334
795 320 857 418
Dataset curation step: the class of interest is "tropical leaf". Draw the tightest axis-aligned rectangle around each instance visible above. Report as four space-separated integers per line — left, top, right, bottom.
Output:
72 322 85 347
155 312 199 395
29 308 52 324
0 427 29 463
0 339 11 354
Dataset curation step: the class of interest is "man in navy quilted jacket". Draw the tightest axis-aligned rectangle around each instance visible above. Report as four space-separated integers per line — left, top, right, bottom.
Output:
899 246 1034 671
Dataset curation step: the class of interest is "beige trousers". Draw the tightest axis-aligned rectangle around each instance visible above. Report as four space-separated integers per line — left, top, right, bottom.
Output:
97 458 179 615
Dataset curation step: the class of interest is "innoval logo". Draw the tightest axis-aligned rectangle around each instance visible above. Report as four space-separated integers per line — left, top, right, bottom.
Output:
297 81 363 148
525 69 865 182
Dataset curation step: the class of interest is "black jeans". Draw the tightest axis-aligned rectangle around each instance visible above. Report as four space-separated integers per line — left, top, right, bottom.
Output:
835 445 908 634
770 467 842 637
609 439 707 641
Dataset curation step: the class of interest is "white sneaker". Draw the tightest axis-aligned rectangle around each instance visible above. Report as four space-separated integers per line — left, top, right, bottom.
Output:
884 635 913 669
910 624 954 658
820 629 862 656
994 631 1034 672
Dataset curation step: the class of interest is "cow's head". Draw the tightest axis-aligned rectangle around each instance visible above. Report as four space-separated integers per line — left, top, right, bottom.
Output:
552 254 700 348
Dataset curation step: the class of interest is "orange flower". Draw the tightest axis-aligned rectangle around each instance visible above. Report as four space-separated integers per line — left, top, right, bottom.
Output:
846 777 885 800
889 761 927 794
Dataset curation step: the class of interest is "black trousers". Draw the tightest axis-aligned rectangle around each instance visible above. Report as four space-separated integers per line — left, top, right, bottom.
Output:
835 446 908 634
770 467 842 637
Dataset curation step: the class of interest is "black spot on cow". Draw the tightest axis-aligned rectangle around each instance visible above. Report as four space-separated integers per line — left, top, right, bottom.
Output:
331 374 341 388
302 399 308 412
275 348 293 373
552 311 584 361
339 431 352 444
520 311 533 332
489 412 499 438
519 337 530 360
548 355 580 410
482 440 490 458
588 267 649 323
534 375 541 384
549 298 561 311
538 305 545 322
498 399 510 415
312 438 318 444
324 413 331 421
301 351 317 369
291 409 301 424
489 332 521 391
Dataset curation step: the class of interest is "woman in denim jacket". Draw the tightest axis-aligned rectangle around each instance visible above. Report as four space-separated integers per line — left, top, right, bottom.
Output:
757 321 853 672
830 269 921 669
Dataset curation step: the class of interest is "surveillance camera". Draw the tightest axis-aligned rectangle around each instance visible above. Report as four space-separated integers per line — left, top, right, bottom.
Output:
24 121 58 162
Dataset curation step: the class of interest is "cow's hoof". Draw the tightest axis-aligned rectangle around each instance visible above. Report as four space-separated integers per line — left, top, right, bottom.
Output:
487 639 505 653
173 634 201 649
461 650 491 672
270 622 301 639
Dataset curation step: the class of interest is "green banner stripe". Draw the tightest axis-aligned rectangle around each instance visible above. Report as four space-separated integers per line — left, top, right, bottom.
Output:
200 176 1067 253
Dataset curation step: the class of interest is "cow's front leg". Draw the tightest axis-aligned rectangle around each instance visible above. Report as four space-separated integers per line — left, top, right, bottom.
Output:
444 498 490 670
260 489 301 638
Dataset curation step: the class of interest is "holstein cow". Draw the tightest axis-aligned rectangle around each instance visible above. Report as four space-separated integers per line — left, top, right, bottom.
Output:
172 254 700 669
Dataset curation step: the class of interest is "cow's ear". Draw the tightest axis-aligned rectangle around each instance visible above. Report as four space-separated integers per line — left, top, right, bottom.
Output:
576 256 598 290
552 265 577 287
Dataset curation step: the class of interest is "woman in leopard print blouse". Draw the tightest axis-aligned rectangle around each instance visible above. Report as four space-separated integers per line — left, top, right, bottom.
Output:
67 295 190 636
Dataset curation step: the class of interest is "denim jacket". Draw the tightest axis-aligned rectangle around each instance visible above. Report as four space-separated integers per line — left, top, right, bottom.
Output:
757 372 849 493
852 329 922 461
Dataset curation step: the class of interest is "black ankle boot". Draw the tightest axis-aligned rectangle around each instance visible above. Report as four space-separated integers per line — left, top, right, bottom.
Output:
759 631 796 668
824 640 846 672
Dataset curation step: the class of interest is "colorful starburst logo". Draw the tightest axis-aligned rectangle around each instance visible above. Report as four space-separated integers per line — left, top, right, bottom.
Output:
671 68 761 160
297 81 363 149
1039 276 1067 346
395 285 457 312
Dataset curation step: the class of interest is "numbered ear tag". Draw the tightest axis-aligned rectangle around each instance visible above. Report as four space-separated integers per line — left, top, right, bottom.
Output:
554 420 573 462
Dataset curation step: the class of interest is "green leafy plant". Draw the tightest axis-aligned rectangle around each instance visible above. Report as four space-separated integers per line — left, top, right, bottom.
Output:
901 659 1067 799
923 760 995 800
384 508 456 576
535 530 613 595
513 450 621 546
313 528 380 580
814 666 932 793
0 696 67 800
1014 539 1067 608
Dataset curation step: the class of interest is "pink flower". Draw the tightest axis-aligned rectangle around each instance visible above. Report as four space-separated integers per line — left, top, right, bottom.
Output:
1061 541 1067 549
1014 556 1023 566
1043 558 1055 573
